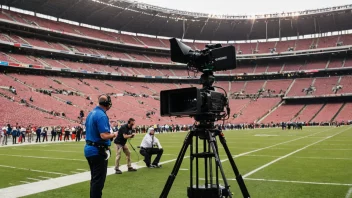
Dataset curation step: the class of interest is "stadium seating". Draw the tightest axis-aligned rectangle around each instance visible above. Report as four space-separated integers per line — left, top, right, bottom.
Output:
328 58 344 68
230 81 245 93
295 38 314 51
262 104 304 123
282 62 303 71
313 77 339 95
1 8 352 127
266 63 284 73
334 103 352 122
317 36 338 48
244 81 265 94
311 103 343 123
275 40 296 53
286 78 314 96
293 104 323 122
263 79 293 95
302 60 328 70
232 98 281 123
257 41 276 53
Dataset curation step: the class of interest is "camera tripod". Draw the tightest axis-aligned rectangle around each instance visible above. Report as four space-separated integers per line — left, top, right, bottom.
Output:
159 122 250 198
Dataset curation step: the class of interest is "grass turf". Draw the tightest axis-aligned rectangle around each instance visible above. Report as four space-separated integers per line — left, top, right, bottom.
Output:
0 126 351 197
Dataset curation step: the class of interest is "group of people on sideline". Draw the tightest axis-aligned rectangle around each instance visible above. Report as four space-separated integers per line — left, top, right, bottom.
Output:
0 124 85 146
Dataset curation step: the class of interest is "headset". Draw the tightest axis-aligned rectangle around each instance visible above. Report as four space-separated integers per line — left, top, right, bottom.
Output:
98 94 112 109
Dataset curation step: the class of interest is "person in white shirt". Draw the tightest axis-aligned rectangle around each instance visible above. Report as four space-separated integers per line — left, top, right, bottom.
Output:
140 127 163 168
0 127 5 146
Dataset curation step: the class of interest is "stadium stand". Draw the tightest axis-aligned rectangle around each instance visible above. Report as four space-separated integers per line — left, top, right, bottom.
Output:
0 4 352 128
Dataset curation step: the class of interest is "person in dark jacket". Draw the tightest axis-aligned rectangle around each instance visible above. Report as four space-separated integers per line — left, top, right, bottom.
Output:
51 127 57 141
42 127 48 142
36 127 41 143
11 128 17 144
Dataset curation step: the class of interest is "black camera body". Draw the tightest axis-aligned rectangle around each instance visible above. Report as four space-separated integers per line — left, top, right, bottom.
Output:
160 38 235 122
160 87 227 121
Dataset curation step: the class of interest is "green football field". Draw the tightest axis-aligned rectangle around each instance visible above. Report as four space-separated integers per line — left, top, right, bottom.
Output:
0 126 352 198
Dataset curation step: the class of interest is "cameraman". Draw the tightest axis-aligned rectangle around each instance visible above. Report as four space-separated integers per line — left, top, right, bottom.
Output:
140 127 163 168
114 118 137 174
84 95 117 198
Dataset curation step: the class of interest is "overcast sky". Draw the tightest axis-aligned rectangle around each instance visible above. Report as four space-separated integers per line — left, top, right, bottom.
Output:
135 0 351 15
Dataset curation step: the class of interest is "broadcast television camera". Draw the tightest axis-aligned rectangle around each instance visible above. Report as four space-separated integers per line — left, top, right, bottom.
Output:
160 38 236 121
159 39 250 198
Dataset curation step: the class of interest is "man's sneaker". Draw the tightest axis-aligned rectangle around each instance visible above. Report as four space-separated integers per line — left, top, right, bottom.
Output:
152 164 162 168
147 165 155 169
115 169 122 174
128 167 137 172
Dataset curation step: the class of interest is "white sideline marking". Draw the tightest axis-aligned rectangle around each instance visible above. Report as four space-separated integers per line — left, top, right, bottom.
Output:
0 158 185 198
19 181 30 184
11 148 81 153
243 127 349 178
312 149 352 151
245 178 352 187
220 128 333 163
244 154 352 161
199 177 352 187
27 178 41 181
254 134 279 137
76 169 87 171
0 154 86 161
38 176 51 179
0 140 80 148
0 164 67 176
346 187 352 198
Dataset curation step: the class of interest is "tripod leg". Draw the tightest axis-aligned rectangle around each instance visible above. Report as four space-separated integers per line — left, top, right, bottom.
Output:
218 135 251 198
206 130 233 198
160 131 193 198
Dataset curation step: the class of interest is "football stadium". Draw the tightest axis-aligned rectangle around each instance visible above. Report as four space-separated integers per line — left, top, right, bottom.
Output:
0 0 352 197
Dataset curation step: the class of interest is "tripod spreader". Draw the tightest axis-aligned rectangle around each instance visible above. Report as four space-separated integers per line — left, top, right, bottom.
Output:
159 126 250 198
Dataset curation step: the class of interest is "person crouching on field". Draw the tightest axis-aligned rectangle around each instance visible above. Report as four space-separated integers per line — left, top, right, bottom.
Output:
140 127 163 168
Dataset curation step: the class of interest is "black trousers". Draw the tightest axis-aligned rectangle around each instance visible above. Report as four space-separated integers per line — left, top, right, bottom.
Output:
140 148 163 166
76 133 81 142
64 133 70 141
36 134 41 142
12 136 16 144
51 134 56 141
42 135 48 142
86 155 108 198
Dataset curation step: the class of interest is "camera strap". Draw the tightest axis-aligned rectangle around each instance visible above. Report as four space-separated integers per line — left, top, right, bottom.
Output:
128 139 140 162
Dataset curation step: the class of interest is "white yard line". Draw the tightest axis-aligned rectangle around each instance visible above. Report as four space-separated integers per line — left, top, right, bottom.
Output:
19 181 30 184
76 169 87 171
245 178 352 187
10 148 81 153
346 187 352 198
199 177 352 186
0 140 78 148
0 157 184 198
243 127 349 178
0 164 67 176
38 176 52 179
244 154 352 161
0 154 86 161
70 171 80 174
26 178 41 181
311 149 352 151
220 128 334 163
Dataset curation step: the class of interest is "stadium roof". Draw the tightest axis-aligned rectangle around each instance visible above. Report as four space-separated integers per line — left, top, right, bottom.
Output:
1 0 352 41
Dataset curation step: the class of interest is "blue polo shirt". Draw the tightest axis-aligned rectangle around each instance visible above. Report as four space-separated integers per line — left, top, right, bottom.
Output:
84 106 111 158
